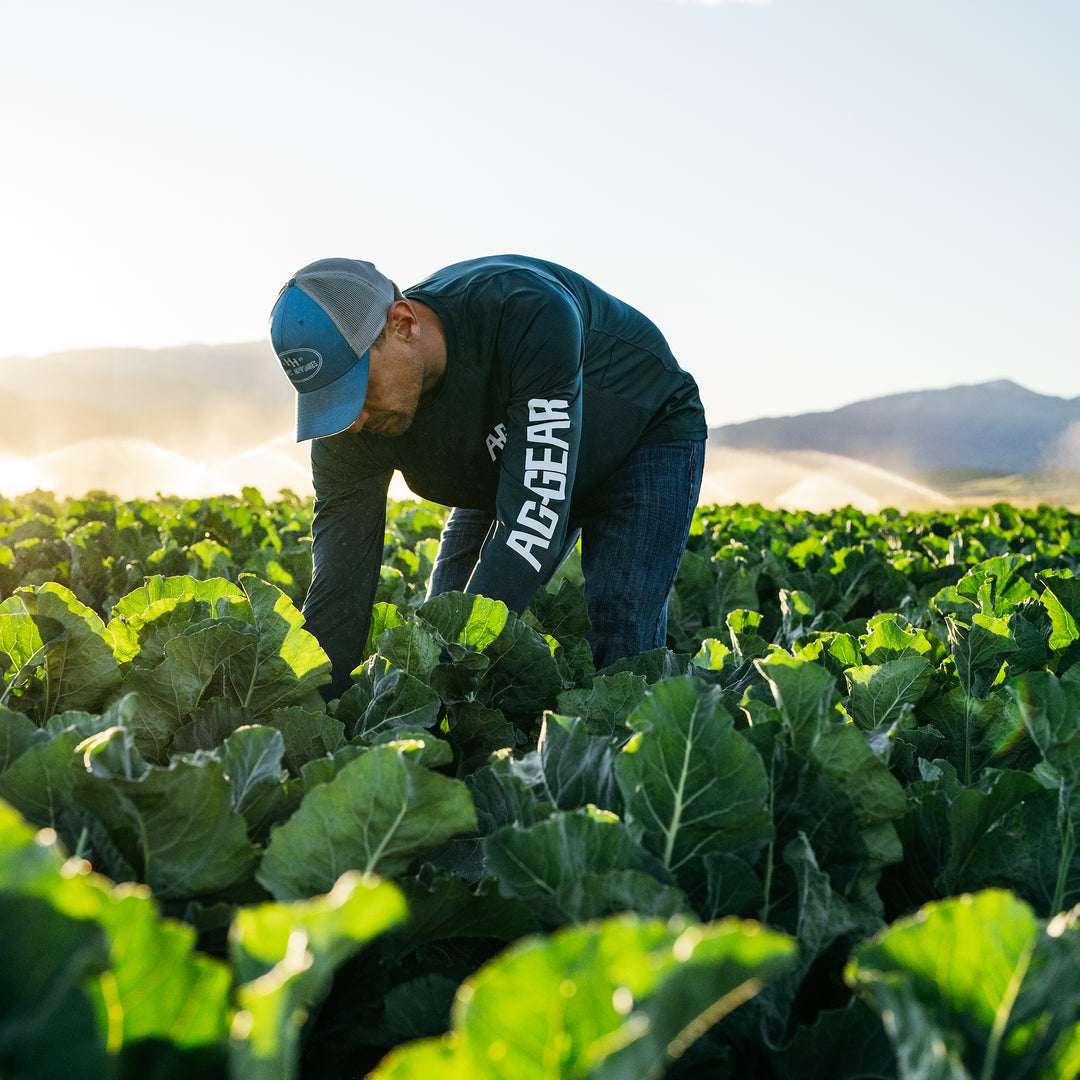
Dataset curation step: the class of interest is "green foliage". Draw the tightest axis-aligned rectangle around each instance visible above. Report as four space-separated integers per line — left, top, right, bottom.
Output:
847 890 1080 1080
6 490 1080 1077
369 914 799 1080
0 799 232 1078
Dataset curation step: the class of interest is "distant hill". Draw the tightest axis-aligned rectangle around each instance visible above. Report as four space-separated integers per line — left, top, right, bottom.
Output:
905 467 1080 508
709 380 1080 475
6 347 1080 508
1 342 293 460
11 350 1071 477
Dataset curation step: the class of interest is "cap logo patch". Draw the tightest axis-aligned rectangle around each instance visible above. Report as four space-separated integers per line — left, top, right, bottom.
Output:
279 347 324 384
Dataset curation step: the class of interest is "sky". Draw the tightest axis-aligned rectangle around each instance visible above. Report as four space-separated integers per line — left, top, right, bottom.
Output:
3 0 1077 428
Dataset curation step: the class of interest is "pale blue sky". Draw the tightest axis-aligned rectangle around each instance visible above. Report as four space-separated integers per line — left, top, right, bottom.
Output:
3 0 1077 426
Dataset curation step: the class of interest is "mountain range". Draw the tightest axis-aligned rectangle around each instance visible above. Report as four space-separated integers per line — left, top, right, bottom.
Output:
708 379 1080 475
4 344 1079 505
1 342 292 461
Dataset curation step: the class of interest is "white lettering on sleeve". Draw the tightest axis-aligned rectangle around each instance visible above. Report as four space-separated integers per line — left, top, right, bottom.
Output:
526 420 571 449
506 530 548 571
524 470 567 500
528 399 569 423
524 446 568 473
505 398 573 571
517 500 559 539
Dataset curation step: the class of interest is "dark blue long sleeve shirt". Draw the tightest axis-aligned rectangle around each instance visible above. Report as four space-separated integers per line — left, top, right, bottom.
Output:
303 255 707 696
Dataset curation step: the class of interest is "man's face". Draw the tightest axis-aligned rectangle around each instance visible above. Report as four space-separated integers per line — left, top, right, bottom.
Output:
345 338 425 438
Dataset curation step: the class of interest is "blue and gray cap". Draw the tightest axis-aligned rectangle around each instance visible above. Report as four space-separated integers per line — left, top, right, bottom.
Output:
269 257 396 441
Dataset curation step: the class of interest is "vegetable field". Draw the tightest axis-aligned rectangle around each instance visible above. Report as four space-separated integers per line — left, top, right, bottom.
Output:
5 487 1080 1079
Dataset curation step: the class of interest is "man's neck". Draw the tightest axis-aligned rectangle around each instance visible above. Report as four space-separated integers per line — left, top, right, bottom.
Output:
411 298 447 398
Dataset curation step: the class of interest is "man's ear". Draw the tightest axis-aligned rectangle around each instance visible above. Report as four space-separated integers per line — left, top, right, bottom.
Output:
387 299 419 341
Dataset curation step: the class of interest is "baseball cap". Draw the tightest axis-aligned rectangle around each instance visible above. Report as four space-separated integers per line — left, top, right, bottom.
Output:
269 258 396 441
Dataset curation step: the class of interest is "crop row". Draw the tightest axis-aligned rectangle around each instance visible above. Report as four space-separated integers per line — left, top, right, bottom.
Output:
4 491 1080 1078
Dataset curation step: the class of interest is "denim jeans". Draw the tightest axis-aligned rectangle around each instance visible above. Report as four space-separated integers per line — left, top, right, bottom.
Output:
428 438 705 668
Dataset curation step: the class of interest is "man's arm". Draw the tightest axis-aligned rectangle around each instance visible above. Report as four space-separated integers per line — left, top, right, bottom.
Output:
463 282 584 615
304 436 394 700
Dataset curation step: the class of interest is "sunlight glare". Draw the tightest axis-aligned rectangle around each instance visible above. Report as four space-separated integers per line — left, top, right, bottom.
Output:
0 455 47 498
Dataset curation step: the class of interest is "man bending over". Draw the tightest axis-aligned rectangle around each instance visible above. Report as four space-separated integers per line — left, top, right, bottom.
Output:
269 254 707 699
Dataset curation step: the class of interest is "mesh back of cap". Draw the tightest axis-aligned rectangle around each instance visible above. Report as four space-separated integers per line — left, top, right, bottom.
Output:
294 259 394 360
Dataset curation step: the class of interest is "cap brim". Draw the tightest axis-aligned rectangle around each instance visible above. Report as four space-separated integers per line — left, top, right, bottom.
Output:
295 349 370 441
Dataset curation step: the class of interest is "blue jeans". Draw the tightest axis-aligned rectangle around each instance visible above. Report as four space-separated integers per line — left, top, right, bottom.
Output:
428 439 705 668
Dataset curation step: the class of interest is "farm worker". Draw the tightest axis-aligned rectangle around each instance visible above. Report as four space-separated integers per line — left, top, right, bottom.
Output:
269 255 707 700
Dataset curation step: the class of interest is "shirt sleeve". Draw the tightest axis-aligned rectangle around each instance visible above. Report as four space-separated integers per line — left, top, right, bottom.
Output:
304 435 394 700
463 280 584 615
